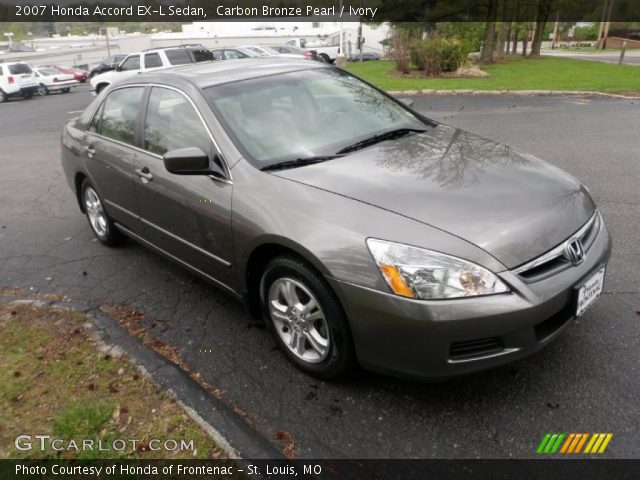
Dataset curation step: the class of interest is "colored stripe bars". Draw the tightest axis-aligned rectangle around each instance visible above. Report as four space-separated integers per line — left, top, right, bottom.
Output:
537 433 613 454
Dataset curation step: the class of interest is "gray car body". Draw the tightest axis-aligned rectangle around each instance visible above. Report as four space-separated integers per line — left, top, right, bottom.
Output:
61 58 611 379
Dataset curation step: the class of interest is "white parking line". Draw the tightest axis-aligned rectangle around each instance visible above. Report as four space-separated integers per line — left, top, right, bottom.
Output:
67 110 84 114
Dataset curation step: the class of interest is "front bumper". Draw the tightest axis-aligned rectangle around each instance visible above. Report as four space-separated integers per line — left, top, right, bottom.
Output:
328 219 612 380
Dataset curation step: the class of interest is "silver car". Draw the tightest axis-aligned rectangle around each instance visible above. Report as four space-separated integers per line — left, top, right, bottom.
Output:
61 59 611 380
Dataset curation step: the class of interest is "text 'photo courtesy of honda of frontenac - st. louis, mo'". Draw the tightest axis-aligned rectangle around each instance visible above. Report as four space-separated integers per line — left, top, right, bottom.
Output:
61 58 611 380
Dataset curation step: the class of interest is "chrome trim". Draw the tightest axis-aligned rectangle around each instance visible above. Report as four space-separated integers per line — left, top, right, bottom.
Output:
105 199 232 268
448 348 521 364
512 211 599 275
103 199 138 219
114 222 238 296
84 83 233 184
139 217 232 268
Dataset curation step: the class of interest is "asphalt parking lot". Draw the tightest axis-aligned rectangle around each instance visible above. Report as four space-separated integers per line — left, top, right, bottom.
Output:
1 86 638 458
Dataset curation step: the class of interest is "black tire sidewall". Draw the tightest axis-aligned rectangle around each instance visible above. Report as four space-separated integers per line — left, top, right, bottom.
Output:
261 256 354 379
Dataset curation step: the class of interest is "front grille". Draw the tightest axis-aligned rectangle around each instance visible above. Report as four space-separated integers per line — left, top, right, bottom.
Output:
449 337 504 361
513 212 600 282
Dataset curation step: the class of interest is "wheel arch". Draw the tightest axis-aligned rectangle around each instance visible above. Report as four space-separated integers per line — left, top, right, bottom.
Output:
242 237 333 318
74 171 88 213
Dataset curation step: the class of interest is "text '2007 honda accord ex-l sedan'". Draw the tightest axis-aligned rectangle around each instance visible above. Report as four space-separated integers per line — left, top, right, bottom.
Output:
61 58 611 380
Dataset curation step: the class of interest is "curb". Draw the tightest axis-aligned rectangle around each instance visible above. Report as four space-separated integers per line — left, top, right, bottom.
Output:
1 296 283 461
389 89 640 99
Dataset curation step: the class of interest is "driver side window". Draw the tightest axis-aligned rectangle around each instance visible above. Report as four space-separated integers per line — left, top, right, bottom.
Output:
143 87 212 156
119 55 140 71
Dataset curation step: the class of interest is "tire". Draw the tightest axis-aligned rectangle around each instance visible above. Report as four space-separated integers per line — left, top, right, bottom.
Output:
0 90 7 103
23 92 33 99
260 255 354 379
318 53 331 63
37 84 48 96
62 88 70 93
80 180 125 246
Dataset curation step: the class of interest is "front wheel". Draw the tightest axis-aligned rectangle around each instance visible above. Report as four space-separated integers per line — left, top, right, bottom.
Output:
261 256 354 379
37 84 48 96
81 180 125 246
0 90 6 103
318 53 331 63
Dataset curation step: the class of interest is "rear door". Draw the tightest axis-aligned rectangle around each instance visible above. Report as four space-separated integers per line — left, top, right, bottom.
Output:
82 86 145 234
133 86 234 290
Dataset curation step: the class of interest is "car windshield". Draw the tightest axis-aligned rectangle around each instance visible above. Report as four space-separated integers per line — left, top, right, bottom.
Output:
203 68 427 167
8 63 32 74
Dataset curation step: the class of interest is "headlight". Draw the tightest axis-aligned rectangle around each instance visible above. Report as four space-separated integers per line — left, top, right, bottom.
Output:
366 239 509 300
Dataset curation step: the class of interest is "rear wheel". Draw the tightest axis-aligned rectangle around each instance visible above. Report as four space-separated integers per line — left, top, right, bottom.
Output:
37 84 48 96
62 88 71 93
81 180 125 246
318 53 331 63
0 90 7 103
260 255 354 379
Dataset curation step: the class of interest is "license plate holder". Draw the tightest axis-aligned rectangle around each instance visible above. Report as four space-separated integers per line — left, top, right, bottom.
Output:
575 266 606 317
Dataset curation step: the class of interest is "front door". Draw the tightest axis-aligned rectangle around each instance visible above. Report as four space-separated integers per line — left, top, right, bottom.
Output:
133 86 234 291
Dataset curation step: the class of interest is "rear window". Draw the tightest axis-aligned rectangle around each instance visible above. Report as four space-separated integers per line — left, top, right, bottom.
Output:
165 49 192 65
191 49 214 62
8 63 32 74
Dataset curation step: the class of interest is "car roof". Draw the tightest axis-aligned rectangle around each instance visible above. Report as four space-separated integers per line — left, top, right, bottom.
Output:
118 57 327 90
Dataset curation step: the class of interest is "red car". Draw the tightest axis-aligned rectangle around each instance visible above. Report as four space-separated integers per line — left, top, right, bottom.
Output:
42 65 88 83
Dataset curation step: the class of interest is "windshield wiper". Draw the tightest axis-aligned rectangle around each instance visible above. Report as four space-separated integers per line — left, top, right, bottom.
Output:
261 155 344 172
336 128 426 155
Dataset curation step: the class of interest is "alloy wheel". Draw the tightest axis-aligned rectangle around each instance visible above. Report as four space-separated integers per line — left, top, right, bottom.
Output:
267 277 330 364
84 187 108 238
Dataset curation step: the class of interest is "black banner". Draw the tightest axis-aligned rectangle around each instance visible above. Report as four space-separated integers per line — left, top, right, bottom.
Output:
1 0 640 22
1 459 639 480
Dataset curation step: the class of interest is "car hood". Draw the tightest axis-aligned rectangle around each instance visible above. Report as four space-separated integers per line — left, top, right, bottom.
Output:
273 124 595 269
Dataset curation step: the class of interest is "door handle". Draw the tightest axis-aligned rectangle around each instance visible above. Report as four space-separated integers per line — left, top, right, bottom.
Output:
135 167 154 182
84 145 95 158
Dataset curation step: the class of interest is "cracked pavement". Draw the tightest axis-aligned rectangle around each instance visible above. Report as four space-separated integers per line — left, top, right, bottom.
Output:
1 88 638 458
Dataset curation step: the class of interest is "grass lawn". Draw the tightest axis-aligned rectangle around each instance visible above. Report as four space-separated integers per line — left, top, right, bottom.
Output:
0 301 228 461
345 56 640 93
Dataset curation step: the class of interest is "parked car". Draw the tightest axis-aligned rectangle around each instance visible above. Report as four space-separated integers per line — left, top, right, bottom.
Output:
88 54 128 79
238 45 309 60
47 64 89 83
62 59 611 380
269 45 318 61
285 37 340 63
0 61 38 102
210 47 259 60
34 67 78 95
89 45 214 95
348 52 381 61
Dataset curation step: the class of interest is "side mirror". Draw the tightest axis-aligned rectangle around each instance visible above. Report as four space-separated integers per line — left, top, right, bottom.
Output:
115 64 122 72
398 97 414 108
163 147 227 179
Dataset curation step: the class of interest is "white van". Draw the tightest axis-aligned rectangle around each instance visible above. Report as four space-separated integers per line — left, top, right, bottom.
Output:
0 62 39 102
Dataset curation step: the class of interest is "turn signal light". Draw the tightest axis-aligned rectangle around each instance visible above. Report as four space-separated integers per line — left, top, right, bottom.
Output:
380 264 415 298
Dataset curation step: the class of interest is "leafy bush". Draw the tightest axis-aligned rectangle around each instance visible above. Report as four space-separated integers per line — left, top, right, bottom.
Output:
390 30 412 74
409 37 467 76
